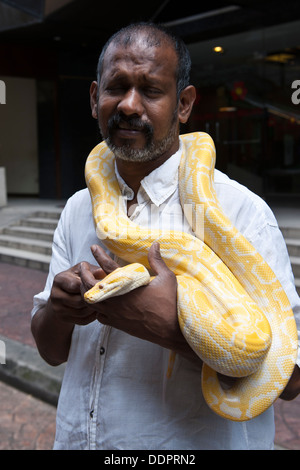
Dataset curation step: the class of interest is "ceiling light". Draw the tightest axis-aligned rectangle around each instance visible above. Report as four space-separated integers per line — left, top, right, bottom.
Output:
219 107 237 112
265 53 295 63
213 46 224 54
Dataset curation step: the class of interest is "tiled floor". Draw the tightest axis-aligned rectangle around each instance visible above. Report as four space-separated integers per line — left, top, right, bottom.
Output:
0 262 47 347
274 394 300 450
0 380 56 450
0 261 299 450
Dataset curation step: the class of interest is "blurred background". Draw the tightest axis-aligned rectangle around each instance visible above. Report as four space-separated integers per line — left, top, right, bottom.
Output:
0 0 299 203
0 2 299 450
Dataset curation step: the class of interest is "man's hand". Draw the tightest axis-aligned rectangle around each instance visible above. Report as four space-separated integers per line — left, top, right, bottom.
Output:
49 262 104 326
280 365 300 401
80 243 200 361
81 243 178 347
31 262 106 365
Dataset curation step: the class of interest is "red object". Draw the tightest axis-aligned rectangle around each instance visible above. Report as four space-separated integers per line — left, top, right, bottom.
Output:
231 81 247 100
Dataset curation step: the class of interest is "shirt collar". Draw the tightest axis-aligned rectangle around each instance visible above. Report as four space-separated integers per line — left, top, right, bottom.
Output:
114 140 182 207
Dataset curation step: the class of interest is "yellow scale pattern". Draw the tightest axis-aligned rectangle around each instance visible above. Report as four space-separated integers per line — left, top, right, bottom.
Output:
84 132 298 421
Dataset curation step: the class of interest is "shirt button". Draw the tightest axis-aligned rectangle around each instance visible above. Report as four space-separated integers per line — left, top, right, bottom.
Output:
100 347 105 355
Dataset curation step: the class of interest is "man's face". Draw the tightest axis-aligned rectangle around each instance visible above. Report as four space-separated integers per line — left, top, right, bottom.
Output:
94 37 180 162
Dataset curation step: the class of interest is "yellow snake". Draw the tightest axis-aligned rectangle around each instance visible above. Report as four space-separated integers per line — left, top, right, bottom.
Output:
84 131 298 421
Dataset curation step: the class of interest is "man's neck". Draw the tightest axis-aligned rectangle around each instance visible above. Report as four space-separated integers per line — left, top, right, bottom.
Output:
115 140 180 198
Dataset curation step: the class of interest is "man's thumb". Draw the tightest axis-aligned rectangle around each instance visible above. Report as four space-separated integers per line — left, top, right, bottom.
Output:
148 242 168 276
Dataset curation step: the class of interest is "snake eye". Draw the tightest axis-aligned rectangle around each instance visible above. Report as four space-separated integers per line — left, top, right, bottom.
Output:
98 284 103 289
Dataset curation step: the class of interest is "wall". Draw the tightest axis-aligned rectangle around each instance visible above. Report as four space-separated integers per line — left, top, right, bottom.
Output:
0 76 39 195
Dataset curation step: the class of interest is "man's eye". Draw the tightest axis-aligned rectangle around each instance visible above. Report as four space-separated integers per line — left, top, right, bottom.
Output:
144 88 162 97
106 86 125 94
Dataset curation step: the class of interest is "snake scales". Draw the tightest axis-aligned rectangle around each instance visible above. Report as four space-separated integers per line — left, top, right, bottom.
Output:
84 131 298 421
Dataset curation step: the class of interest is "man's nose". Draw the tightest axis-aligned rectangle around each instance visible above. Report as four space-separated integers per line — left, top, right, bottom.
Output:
117 88 144 117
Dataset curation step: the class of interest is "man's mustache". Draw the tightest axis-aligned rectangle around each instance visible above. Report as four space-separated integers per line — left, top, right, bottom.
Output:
107 113 153 137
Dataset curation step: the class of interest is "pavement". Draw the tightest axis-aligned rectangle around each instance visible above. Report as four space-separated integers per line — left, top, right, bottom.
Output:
0 196 299 450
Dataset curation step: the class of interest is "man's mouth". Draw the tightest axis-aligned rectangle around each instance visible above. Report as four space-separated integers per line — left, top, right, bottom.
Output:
118 122 142 132
106 113 154 147
108 113 152 134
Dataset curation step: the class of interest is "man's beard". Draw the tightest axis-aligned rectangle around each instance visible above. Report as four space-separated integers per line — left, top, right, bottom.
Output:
99 110 178 163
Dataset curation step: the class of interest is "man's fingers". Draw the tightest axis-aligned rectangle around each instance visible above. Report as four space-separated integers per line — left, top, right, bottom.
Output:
53 269 81 294
91 244 119 274
79 261 105 292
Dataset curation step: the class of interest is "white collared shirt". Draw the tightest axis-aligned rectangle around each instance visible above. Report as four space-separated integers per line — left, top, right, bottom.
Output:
32 141 300 450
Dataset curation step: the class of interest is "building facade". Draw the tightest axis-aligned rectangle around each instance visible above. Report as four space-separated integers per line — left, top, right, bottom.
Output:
0 0 299 203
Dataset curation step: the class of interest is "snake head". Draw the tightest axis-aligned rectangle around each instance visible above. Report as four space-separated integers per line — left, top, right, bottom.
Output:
84 278 123 303
84 263 150 304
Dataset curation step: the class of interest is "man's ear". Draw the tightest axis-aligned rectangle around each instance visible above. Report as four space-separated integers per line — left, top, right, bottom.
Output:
178 85 196 124
90 81 98 119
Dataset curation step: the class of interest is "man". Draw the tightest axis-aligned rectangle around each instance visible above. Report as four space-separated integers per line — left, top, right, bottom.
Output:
31 23 300 450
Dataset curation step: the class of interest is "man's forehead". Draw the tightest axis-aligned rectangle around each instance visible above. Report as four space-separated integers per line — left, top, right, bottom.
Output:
108 29 173 52
102 33 177 70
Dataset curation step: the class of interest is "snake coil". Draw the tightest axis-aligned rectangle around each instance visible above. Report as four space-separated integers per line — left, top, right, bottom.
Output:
85 132 298 421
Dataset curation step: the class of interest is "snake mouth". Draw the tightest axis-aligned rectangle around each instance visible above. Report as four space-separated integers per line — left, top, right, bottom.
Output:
84 280 124 303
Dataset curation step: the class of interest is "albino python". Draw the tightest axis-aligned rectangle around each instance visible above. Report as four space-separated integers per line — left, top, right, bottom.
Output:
84 131 298 421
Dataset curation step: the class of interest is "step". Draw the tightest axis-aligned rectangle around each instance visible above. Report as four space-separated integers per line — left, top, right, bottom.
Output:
0 234 52 255
0 333 64 406
280 226 300 240
0 246 51 271
290 256 300 279
33 210 62 220
2 225 55 242
295 278 300 296
18 217 59 231
285 239 300 258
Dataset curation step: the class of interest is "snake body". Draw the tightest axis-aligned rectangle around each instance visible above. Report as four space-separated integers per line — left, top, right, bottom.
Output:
84 132 298 421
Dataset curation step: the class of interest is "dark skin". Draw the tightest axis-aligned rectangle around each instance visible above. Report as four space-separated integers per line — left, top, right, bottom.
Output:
31 34 300 399
31 38 199 369
31 242 197 367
